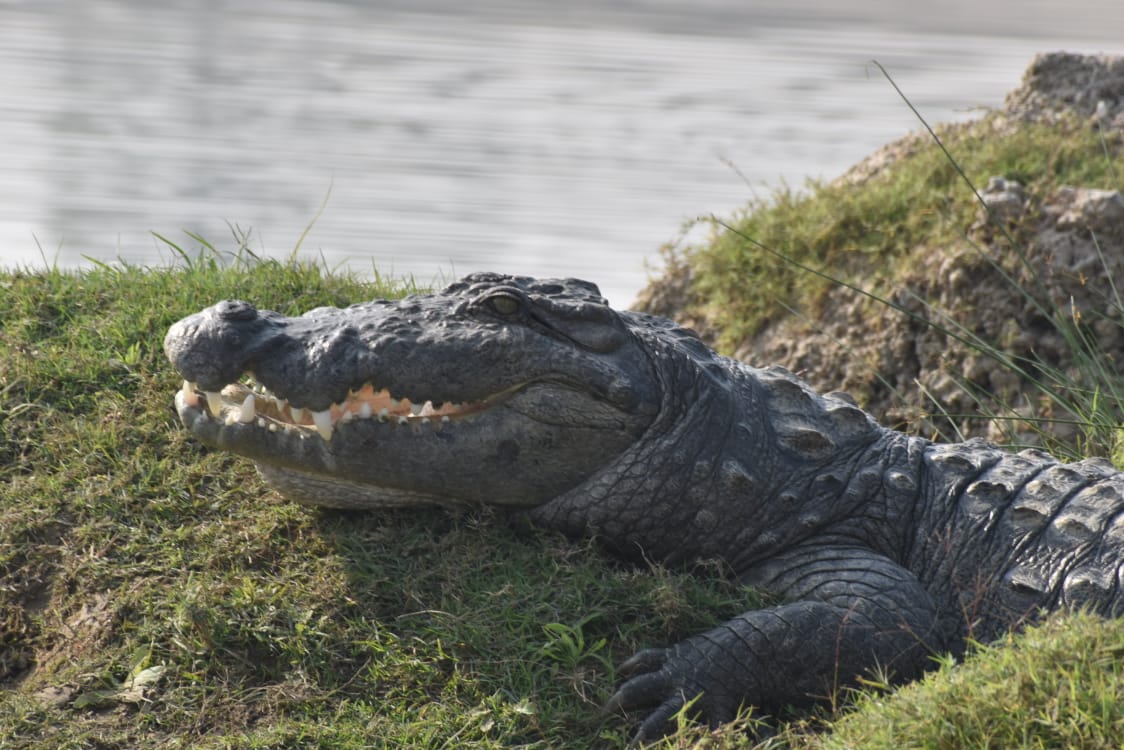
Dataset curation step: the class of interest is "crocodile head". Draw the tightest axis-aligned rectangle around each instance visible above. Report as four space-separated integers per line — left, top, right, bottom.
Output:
164 272 662 510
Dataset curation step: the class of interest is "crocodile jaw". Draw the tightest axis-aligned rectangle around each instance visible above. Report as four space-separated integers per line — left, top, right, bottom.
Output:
176 378 509 443
174 374 649 510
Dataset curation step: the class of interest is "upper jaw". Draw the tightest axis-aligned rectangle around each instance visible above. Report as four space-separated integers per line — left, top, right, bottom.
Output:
166 301 555 413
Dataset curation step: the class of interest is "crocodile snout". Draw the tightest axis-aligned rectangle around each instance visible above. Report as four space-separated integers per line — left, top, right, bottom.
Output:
164 299 275 391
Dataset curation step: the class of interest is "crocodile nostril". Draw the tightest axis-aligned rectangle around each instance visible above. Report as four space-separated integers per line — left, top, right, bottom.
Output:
216 300 259 322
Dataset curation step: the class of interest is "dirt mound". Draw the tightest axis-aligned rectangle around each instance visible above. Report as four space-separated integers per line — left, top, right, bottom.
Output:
1005 52 1124 126
740 182 1124 444
637 53 1124 446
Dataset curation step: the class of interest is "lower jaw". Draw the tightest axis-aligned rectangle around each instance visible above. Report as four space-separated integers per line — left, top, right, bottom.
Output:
255 463 466 511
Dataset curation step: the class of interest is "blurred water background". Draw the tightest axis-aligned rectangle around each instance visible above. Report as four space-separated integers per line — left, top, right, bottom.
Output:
2 0 1122 306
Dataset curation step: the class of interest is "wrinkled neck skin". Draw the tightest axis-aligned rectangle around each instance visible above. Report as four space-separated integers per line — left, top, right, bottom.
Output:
527 319 908 573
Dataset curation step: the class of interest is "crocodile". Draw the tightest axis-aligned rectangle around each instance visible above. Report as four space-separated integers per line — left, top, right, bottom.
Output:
164 272 1124 742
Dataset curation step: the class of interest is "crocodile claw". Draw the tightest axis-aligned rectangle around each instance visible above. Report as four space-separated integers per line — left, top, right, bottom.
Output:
618 647 671 677
606 644 738 744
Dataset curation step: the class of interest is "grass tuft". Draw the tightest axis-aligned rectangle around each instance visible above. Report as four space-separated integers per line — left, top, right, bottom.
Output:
813 612 1124 750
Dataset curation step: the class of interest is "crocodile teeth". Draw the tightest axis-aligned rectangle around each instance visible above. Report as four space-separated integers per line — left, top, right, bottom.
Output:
187 374 488 439
237 394 256 423
180 380 201 408
311 409 334 441
205 390 224 418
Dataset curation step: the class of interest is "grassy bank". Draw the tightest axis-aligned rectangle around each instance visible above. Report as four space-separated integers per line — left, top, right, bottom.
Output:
668 114 1123 352
0 255 756 748
2 252 1123 748
643 101 1124 457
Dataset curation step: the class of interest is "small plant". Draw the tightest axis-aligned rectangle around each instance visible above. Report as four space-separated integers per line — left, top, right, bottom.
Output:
538 614 612 672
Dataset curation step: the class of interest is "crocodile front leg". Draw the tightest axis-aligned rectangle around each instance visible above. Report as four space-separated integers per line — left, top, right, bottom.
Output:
607 545 943 742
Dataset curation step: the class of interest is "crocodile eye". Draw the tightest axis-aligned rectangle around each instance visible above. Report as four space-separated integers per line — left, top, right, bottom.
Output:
486 293 522 317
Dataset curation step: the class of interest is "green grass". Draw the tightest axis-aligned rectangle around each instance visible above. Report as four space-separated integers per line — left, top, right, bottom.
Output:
814 612 1124 750
680 113 1124 350
0 249 759 748
3 246 1123 749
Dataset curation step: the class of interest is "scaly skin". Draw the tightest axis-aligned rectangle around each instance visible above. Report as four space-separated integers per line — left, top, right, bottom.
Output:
165 272 1124 742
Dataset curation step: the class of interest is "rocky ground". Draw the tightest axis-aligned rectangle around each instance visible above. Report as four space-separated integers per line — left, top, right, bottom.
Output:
638 52 1124 448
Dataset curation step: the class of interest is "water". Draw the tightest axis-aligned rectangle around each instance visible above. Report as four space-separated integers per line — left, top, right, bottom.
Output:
2 0 1122 306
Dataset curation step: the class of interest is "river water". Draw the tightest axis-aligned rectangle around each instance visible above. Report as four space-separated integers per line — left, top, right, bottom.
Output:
2 0 1122 306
